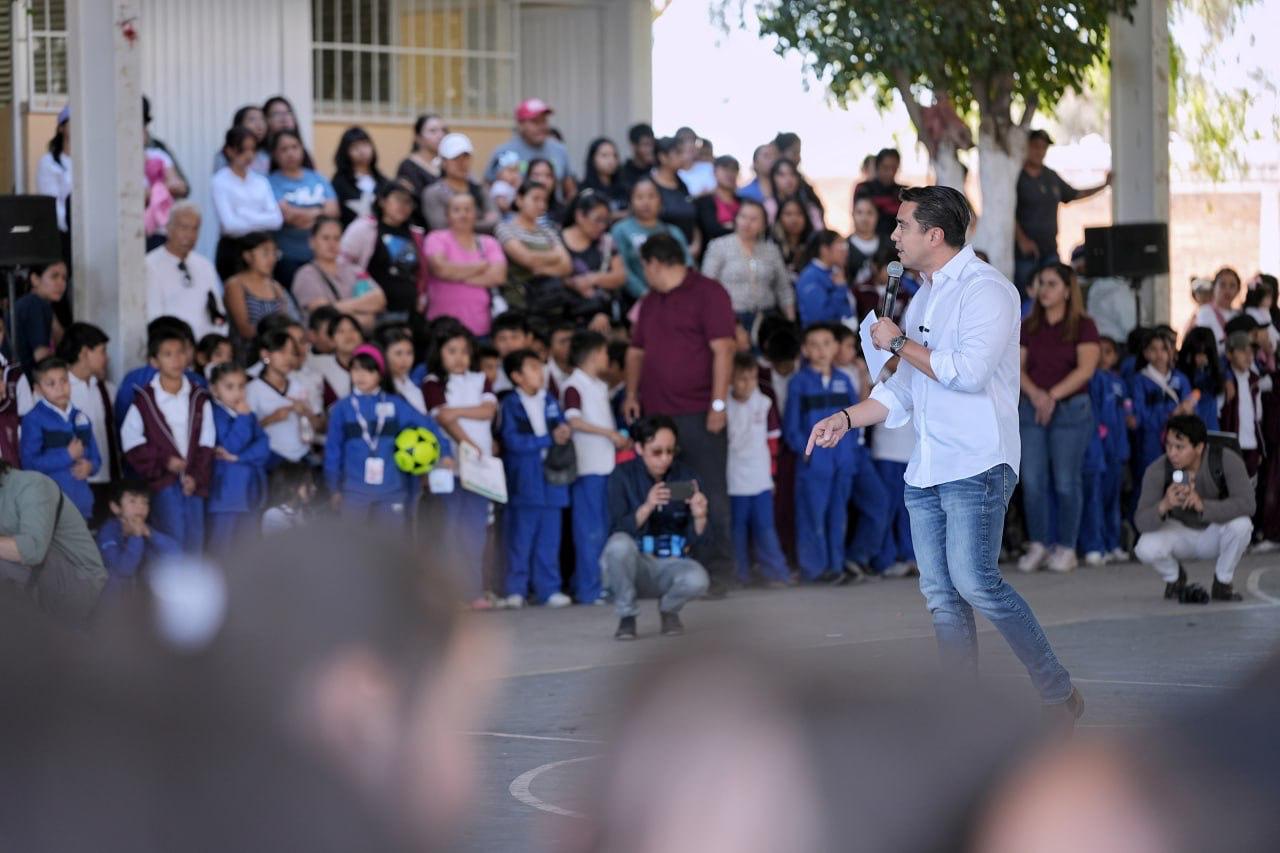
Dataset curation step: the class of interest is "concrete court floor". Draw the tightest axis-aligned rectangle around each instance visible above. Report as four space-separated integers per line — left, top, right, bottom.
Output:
454 552 1280 852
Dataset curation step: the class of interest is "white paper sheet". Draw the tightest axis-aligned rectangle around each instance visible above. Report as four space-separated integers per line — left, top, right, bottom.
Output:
458 444 508 504
860 310 892 383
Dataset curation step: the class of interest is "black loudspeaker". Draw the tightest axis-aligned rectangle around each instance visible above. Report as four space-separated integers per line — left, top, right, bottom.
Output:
1083 223 1169 279
0 195 62 267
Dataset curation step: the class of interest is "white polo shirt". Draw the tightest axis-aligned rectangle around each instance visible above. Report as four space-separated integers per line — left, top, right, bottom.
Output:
561 368 616 477
727 388 779 497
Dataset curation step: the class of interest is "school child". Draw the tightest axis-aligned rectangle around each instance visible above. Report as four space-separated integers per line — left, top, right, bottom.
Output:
324 344 450 525
783 324 860 582
0 318 36 466
1175 327 1225 431
499 348 573 608
831 324 890 578
95 480 181 594
311 312 365 409
478 344 502 393
422 322 499 606
1129 329 1195 473
196 333 233 380
869 420 916 577
120 326 217 551
545 320 576 396
562 331 630 603
50 323 119 522
758 325 801 560
727 352 790 586
1221 330 1269 477
21 357 101 520
1078 336 1132 564
245 329 318 466
383 325 426 414
206 363 272 553
114 317 207 430
307 304 340 356
604 339 629 428
261 460 316 534
490 311 535 396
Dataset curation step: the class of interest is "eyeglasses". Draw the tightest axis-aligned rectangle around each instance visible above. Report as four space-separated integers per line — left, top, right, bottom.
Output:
645 446 677 457
177 260 192 288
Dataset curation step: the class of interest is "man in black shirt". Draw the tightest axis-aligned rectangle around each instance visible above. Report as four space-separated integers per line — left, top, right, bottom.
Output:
852 148 904 239
1014 129 1111 292
620 123 656 191
603 415 710 640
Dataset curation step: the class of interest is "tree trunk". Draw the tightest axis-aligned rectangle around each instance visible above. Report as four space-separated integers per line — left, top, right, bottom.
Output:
971 122 1026 280
931 141 966 192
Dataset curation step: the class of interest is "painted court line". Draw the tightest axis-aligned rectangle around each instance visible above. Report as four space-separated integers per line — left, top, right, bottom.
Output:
468 731 603 745
509 756 598 818
1247 566 1280 605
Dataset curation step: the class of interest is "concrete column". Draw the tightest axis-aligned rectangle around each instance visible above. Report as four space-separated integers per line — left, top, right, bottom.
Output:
67 0 147 382
1110 0 1170 325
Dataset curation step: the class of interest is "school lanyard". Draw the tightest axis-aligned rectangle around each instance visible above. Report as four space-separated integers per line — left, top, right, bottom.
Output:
350 393 388 452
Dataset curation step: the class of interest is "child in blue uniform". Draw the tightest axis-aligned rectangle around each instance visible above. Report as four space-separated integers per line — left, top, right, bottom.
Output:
95 481 181 594
1129 330 1195 473
1079 337 1132 564
1175 327 1224 431
207 363 272 553
783 324 859 582
499 348 573 608
325 344 451 525
21 357 101 520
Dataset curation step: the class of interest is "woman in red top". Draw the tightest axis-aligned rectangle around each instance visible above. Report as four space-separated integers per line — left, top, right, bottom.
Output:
1017 262 1101 573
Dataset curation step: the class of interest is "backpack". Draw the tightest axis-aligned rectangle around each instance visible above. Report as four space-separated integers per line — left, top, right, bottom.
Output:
1163 431 1241 498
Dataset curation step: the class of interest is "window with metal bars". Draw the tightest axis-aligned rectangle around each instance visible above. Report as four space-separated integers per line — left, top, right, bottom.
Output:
27 0 68 109
312 0 517 124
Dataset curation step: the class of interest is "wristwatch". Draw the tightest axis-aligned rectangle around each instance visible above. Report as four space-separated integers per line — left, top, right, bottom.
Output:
889 334 908 355
710 398 727 413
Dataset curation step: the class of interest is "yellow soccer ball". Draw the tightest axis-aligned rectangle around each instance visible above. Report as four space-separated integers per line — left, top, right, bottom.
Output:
393 427 441 475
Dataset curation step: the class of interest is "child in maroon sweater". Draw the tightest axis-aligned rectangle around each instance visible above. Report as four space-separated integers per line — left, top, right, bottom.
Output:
120 327 216 551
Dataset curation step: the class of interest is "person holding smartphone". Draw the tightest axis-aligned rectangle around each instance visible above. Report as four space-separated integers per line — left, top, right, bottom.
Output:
603 415 710 641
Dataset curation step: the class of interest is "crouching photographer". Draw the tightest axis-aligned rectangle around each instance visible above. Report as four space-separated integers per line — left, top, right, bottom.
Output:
603 415 710 641
1133 415 1254 603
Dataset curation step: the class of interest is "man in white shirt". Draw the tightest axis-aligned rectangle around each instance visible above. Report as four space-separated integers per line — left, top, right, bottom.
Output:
806 185 1082 726
145 204 225 341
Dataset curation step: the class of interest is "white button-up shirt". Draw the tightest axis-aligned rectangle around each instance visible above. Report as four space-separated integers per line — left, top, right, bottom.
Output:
121 375 216 459
145 246 226 342
68 371 117 484
868 245 1021 489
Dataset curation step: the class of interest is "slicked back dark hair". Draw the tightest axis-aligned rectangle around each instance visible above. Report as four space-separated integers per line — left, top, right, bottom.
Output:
898 185 971 248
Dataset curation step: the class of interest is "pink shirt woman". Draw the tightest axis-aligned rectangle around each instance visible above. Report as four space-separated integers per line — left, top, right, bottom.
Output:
424 193 507 336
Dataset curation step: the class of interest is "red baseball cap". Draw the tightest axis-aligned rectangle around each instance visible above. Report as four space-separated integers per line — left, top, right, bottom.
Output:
515 98 553 121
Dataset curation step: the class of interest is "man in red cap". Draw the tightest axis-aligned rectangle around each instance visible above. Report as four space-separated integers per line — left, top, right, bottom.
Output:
485 97 575 200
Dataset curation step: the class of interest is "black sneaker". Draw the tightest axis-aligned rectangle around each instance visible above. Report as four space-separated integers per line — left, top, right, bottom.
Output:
614 616 638 641
660 611 684 636
1163 565 1188 600
1211 578 1243 602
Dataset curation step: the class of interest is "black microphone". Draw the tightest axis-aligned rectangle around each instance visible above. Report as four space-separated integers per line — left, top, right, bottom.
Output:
881 261 904 319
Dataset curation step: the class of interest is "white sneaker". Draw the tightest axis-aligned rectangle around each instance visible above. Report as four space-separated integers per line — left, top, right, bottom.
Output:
1084 551 1106 567
544 592 572 608
504 594 526 609
1017 542 1049 573
882 561 914 579
1047 546 1078 573
1108 547 1130 563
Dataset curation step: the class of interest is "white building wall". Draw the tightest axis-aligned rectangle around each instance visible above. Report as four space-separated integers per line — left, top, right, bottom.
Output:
137 0 311 255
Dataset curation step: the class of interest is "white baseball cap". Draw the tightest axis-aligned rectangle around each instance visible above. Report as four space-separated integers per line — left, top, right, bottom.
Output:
439 132 474 160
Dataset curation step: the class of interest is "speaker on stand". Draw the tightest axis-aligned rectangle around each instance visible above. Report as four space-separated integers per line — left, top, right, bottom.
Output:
0 196 63 363
1083 223 1170 325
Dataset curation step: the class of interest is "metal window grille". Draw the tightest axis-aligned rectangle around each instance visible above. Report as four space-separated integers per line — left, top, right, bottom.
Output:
313 0 517 124
26 0 67 110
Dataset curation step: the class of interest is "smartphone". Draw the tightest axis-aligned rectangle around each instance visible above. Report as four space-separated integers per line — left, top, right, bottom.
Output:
1172 470 1186 485
666 480 696 502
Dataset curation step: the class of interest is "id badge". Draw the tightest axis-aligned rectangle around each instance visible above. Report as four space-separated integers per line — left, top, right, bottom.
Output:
375 402 396 418
427 468 455 494
364 457 385 486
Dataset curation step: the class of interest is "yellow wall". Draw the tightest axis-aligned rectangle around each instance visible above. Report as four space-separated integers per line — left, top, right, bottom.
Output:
24 111 58 191
312 120 509 178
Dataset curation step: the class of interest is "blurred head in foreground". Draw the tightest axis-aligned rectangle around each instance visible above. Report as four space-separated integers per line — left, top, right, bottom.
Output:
205 525 503 848
578 641 1036 853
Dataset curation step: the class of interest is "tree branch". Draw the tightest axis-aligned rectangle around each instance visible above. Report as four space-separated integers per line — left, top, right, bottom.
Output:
1018 94 1039 129
892 67 931 151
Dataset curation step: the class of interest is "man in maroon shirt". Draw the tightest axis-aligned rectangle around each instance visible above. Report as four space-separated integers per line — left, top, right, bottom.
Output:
623 234 737 595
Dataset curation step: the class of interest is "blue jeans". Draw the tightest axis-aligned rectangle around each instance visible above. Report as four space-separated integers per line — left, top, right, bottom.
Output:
904 463 1073 703
1019 394 1094 549
730 491 790 583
